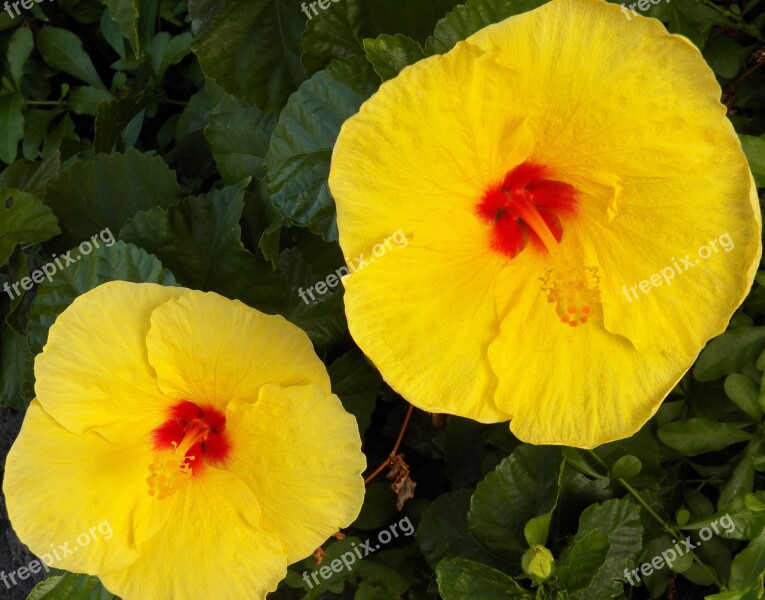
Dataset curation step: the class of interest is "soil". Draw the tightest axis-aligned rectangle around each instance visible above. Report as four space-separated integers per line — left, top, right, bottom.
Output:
0 407 43 599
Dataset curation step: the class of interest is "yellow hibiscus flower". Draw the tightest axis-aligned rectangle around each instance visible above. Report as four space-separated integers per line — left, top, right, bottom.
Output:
3 282 366 599
328 0 761 448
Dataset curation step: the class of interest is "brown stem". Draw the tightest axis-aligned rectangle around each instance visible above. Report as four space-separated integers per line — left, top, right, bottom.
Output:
364 404 414 484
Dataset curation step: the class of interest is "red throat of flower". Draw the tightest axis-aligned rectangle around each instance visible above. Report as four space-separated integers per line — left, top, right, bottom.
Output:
147 401 231 499
476 162 579 259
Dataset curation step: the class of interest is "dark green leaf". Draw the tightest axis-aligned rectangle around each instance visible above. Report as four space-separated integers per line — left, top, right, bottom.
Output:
0 188 60 264
103 0 159 57
725 373 763 421
43 148 183 250
740 134 765 188
555 530 610 593
365 0 463 43
658 418 752 456
728 524 765 589
266 55 379 240
36 27 106 88
694 326 765 382
328 350 381 434
0 93 24 165
0 322 34 409
301 0 365 75
27 573 117 599
191 0 306 114
468 446 564 563
436 558 529 599
363 34 425 80
7 26 33 91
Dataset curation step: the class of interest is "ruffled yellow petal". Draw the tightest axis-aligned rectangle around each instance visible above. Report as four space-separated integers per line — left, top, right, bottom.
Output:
343 213 512 422
3 401 174 574
223 383 365 563
145 291 331 410
99 467 287 600
34 281 188 436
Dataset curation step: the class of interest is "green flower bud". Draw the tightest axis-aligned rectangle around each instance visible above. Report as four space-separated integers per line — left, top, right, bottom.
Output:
521 544 554 580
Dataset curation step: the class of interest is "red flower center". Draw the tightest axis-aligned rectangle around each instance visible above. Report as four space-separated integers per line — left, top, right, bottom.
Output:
476 162 578 259
152 401 231 472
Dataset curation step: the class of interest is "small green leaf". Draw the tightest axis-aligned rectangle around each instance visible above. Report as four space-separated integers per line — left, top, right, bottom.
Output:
694 326 765 382
328 350 381 434
658 418 752 456
363 34 425 81
609 455 643 481
27 573 117 599
0 93 24 164
725 373 763 420
94 95 151 153
728 524 765 589
27 241 176 353
0 189 60 264
103 0 158 57
37 27 106 88
436 558 530 599
0 322 34 409
266 55 379 240
66 86 115 116
7 26 34 91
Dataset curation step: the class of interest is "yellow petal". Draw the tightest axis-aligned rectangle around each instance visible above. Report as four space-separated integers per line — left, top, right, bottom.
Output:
223 383 365 563
145 291 331 410
34 281 188 437
3 401 174 574
99 467 287 600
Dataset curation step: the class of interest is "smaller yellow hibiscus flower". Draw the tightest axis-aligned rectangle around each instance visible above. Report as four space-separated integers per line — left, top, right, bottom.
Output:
3 282 366 599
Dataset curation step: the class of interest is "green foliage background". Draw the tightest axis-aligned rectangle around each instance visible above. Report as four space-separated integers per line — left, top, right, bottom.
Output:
1 0 765 598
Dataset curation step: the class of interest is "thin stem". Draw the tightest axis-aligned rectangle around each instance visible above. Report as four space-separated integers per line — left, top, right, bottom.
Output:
364 404 414 485
586 450 725 590
24 101 64 106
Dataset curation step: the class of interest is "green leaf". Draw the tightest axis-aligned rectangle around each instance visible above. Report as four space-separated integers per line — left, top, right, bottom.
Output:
740 134 765 188
0 189 60 264
425 0 545 54
436 558 529 599
0 93 24 164
66 86 115 116
147 31 192 79
729 524 765 589
468 446 564 563
718 440 761 512
416 489 506 569
204 92 278 184
568 499 643 600
702 34 753 79
266 55 379 240
725 373 763 421
363 34 425 81
191 0 306 114
120 180 286 313
555 530 611 593
658 418 752 456
7 26 34 91
694 326 765 382
43 148 182 250
26 573 117 599
27 241 176 353
103 0 159 57
36 27 106 88
0 322 34 409
610 455 643 481
301 0 365 75
93 95 152 153
328 350 381 434
352 481 398 530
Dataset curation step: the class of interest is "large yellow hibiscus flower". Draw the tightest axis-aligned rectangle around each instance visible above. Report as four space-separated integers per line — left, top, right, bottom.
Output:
329 0 761 447
3 282 366 599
